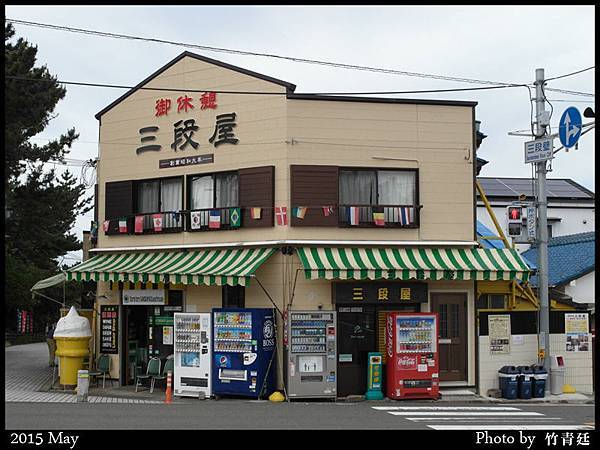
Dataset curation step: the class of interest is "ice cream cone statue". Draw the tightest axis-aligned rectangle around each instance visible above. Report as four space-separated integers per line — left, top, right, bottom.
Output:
53 306 92 386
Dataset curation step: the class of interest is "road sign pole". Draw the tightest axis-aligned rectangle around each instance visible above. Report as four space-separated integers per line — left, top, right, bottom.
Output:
534 68 550 379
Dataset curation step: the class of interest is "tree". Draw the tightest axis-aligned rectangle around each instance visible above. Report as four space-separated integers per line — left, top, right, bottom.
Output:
5 22 92 333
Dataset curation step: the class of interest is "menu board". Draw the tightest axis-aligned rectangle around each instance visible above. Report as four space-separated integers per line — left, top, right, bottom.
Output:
100 305 119 354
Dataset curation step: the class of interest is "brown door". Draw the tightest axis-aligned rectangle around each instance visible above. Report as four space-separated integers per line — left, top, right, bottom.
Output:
431 293 467 381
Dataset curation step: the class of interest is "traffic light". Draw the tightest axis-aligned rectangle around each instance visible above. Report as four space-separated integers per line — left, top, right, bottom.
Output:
507 206 523 237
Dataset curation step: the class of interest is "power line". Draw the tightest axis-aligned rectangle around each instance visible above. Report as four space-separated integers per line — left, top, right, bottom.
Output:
6 18 594 97
5 75 525 96
4 17 543 89
545 66 595 81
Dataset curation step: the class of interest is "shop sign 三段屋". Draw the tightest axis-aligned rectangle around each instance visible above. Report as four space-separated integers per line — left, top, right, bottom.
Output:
134 92 240 167
122 289 165 306
334 282 428 304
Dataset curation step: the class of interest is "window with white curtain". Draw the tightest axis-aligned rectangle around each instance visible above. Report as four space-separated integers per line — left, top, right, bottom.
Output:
339 169 416 205
136 178 182 213
190 172 238 209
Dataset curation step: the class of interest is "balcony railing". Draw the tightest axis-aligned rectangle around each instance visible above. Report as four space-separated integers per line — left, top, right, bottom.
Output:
136 211 184 234
338 204 419 228
186 207 241 232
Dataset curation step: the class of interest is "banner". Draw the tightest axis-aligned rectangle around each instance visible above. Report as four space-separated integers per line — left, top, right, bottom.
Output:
100 305 119 354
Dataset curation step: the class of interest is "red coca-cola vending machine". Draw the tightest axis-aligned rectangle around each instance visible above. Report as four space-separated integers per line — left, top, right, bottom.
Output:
386 312 439 400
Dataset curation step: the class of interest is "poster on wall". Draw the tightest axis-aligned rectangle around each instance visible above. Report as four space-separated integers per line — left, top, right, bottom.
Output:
488 315 511 354
565 313 589 352
163 326 174 345
100 305 119 354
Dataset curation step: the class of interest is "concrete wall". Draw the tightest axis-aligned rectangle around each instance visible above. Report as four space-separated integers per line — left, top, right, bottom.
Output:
477 333 594 396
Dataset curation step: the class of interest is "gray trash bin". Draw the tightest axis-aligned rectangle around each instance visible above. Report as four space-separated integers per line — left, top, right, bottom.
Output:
550 355 565 395
77 369 89 402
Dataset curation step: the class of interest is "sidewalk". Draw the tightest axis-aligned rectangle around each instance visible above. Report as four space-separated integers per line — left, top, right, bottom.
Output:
438 387 594 404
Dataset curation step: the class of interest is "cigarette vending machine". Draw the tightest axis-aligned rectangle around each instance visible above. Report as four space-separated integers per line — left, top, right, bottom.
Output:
173 313 212 398
285 310 336 399
386 312 439 400
212 308 276 399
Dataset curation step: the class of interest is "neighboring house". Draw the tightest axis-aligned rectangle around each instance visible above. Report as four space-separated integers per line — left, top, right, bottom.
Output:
475 222 594 395
476 177 595 254
63 50 531 397
522 232 595 307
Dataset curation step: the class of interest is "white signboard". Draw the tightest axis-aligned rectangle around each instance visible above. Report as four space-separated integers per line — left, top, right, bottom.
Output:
524 137 554 164
122 289 165 305
489 315 511 354
526 206 537 241
565 313 589 352
299 355 323 373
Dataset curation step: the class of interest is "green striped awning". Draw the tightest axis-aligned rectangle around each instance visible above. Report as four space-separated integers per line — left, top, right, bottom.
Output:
296 247 531 282
66 248 276 286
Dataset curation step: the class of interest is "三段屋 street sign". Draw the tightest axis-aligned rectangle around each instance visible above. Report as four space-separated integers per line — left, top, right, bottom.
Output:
524 136 554 164
559 107 582 149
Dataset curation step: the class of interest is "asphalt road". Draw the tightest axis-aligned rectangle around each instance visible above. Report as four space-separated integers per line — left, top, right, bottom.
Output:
5 400 595 430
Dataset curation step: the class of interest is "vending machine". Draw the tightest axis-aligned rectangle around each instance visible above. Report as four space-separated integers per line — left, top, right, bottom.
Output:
285 310 336 399
386 312 439 400
173 313 212 398
212 308 276 399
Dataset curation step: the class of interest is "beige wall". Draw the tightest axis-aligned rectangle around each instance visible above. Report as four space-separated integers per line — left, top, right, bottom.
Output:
96 55 476 250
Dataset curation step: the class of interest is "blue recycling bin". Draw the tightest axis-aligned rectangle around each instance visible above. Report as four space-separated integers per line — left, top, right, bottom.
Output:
530 365 548 398
498 366 519 399
517 365 533 399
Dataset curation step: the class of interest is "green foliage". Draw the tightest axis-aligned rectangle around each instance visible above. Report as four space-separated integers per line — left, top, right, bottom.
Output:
4 22 92 332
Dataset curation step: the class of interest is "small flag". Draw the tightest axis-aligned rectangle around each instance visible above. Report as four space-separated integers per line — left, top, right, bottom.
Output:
275 206 288 226
103 220 110 232
190 211 203 230
322 206 333 217
152 213 163 232
349 207 360 226
135 215 144 234
250 207 262 220
209 210 221 229
119 219 128 233
90 221 98 237
373 210 385 226
399 207 414 226
230 207 241 227
293 206 307 219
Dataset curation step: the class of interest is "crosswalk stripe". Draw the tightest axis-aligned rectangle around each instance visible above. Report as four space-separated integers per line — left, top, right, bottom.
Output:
373 406 520 411
430 425 594 430
407 417 562 421
388 412 544 416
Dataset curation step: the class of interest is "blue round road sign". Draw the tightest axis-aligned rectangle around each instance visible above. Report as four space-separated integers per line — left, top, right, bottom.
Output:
559 107 582 148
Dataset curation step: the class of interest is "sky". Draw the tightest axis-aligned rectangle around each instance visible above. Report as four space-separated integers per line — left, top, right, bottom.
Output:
5 5 595 266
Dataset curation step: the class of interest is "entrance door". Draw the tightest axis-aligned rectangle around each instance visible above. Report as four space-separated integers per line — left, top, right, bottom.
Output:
336 306 376 397
431 293 467 381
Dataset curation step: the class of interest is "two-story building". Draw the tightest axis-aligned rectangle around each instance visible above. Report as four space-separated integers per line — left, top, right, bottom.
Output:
66 51 530 397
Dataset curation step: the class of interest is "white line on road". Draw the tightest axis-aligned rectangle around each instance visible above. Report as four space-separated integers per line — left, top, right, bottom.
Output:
388 412 544 416
429 425 594 430
372 406 520 411
406 417 562 421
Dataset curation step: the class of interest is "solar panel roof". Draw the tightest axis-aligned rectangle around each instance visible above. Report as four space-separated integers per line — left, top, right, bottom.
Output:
477 178 594 200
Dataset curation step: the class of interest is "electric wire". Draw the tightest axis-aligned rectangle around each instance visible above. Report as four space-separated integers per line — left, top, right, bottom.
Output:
4 75 525 96
545 66 595 81
6 18 594 97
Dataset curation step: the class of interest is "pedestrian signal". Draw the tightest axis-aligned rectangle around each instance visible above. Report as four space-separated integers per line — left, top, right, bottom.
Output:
507 206 523 237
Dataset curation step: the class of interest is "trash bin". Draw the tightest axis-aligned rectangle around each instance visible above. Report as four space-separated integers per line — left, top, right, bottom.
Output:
77 370 89 402
530 364 548 398
516 365 533 399
550 355 566 395
498 366 519 399
53 306 92 386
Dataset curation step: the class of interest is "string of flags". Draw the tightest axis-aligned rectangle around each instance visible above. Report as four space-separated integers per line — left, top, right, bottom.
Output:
101 205 416 233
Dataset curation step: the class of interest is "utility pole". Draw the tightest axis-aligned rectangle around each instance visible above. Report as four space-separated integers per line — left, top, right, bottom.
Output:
534 68 550 378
